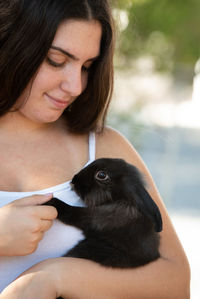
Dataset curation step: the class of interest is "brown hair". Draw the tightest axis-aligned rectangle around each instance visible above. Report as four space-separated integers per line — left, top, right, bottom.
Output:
0 0 115 133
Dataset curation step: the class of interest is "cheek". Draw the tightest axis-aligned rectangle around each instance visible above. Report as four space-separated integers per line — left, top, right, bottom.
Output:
30 61 58 94
32 68 53 92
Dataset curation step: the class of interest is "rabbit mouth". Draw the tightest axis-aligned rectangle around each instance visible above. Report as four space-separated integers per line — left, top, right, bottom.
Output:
70 181 80 195
70 180 87 202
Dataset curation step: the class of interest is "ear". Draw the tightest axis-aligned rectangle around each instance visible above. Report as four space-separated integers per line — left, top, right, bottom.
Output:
135 185 163 232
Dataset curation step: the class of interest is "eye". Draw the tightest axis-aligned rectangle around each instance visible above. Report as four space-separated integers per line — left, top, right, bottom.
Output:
95 171 109 181
46 57 65 68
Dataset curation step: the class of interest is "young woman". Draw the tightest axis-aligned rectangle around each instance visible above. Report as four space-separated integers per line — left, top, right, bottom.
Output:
0 0 190 298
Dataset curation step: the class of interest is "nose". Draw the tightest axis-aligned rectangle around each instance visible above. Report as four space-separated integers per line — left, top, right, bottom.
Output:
60 67 83 97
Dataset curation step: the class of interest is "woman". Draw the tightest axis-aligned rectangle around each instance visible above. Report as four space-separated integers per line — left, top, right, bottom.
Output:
0 0 190 298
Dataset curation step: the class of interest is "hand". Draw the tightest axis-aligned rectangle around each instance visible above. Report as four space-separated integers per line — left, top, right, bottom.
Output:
0 194 58 256
0 259 60 299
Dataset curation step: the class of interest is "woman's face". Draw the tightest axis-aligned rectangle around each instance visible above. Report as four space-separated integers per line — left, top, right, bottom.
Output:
17 19 102 124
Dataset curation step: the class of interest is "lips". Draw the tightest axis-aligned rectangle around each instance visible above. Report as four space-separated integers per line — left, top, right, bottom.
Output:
45 93 69 109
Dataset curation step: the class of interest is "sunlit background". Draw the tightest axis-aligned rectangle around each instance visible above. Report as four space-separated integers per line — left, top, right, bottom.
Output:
108 1 200 297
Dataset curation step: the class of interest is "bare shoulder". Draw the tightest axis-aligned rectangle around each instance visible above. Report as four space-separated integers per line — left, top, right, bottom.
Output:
96 126 146 173
96 126 134 159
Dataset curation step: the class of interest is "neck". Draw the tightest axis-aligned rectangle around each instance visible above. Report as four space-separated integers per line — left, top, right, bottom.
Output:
0 111 64 139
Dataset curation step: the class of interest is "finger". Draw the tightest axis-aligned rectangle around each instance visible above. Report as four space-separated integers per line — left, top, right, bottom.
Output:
40 220 53 232
32 231 44 244
12 194 53 207
31 205 58 220
37 231 44 242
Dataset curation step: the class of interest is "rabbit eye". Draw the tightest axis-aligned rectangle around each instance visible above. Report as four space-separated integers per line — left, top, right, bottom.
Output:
95 171 109 181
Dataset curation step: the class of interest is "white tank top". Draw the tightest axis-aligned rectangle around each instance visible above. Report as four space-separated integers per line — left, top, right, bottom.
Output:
0 132 96 292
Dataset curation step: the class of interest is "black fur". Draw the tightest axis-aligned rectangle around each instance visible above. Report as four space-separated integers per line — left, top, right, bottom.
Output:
45 158 162 269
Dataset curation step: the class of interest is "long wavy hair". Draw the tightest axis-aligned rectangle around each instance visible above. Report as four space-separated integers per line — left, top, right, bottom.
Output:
0 0 114 133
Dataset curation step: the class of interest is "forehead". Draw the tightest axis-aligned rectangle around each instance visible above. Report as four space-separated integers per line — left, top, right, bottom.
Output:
52 19 102 60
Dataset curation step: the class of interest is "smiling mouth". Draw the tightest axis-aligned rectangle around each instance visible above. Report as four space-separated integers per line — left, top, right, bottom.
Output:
45 93 70 109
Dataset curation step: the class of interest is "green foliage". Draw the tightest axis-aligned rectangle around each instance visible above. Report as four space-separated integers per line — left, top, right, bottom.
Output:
112 0 200 71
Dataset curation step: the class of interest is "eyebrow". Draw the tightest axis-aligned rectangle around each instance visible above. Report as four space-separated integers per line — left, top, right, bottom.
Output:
50 45 99 62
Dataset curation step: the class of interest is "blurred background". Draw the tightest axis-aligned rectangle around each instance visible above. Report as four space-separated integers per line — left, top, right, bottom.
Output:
108 0 200 297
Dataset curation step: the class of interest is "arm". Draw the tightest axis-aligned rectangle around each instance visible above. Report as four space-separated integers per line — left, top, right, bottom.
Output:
49 255 190 299
1 251 189 299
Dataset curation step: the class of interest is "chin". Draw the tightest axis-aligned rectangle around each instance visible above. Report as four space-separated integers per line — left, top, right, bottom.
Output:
42 113 64 123
32 110 65 124
19 105 65 124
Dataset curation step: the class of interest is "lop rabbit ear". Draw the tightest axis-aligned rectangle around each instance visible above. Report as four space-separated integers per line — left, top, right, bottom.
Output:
135 184 163 232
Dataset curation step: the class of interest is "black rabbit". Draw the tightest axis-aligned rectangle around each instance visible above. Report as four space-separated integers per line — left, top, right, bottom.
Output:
45 158 163 268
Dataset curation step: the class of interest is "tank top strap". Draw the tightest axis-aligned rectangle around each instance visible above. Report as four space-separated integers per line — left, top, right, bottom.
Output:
88 132 96 161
